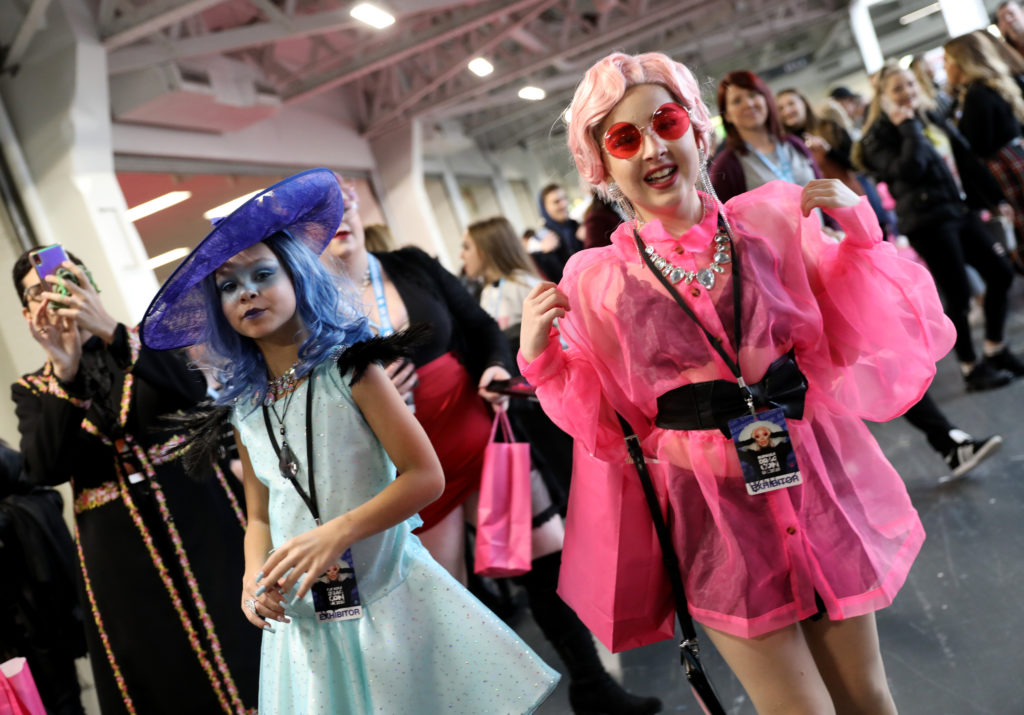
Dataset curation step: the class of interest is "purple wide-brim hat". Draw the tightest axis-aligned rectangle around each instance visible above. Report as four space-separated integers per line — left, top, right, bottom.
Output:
140 167 343 350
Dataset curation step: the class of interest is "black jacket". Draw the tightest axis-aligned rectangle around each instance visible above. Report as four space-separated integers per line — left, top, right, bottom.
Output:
10 324 260 714
858 111 1005 235
957 81 1022 159
374 247 511 381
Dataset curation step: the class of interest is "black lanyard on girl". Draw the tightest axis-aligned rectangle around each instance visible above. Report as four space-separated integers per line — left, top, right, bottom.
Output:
632 213 756 418
367 254 394 336
262 377 321 525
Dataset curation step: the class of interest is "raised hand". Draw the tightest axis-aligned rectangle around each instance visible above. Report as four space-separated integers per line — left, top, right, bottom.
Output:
800 179 860 217
520 282 569 362
28 301 82 382
41 261 117 343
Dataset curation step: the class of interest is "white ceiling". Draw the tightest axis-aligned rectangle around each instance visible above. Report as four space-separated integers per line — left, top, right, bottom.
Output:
3 0 985 152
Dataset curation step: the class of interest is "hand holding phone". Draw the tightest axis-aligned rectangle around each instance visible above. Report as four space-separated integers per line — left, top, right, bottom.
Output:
29 245 77 310
31 247 117 343
485 376 537 399
880 97 913 125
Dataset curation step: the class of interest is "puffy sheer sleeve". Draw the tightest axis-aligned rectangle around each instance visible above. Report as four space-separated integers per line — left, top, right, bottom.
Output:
517 249 640 463
729 182 955 421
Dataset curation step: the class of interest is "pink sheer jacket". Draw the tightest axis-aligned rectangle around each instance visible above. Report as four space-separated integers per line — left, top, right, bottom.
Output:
519 181 956 639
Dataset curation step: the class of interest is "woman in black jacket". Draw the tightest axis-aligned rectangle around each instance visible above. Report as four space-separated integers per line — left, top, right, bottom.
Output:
946 31 1024 273
858 61 1022 391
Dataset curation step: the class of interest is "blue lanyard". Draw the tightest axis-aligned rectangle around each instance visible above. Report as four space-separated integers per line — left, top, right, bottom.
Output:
748 141 795 183
367 254 394 336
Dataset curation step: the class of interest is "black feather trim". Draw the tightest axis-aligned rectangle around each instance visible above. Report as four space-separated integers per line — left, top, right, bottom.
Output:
336 323 433 385
159 402 234 479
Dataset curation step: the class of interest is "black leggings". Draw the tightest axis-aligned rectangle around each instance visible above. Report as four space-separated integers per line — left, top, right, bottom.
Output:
903 390 955 455
907 212 1014 364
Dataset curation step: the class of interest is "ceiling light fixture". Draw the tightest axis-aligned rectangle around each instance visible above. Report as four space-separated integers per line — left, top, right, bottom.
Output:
144 247 190 271
518 86 545 101
899 2 940 25
125 191 192 222
468 58 494 77
350 3 395 29
202 190 262 221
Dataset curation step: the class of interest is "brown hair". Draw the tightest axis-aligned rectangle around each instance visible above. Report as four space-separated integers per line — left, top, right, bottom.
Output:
777 88 844 150
717 70 786 154
466 217 538 281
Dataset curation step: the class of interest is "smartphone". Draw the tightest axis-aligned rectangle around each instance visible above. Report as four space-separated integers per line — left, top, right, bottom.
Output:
486 376 537 399
28 244 76 309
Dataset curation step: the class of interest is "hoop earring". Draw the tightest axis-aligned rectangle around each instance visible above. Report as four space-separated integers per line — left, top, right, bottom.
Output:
607 182 637 223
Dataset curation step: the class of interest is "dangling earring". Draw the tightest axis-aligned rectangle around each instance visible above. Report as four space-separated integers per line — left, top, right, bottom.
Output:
696 145 737 239
607 182 637 223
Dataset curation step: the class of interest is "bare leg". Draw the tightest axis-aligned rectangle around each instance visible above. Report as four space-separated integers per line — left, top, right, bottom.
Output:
416 502 467 584
801 613 897 715
702 622 836 715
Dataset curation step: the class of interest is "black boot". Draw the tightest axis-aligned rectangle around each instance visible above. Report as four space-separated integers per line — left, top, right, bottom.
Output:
517 552 662 715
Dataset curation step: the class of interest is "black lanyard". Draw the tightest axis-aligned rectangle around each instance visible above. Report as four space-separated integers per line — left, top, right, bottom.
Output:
262 376 320 525
632 214 755 415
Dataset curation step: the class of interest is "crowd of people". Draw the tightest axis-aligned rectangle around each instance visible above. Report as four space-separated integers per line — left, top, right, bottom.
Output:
4 11 1024 715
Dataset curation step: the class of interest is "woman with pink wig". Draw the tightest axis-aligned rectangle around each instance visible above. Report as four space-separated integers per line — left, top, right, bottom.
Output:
518 51 956 713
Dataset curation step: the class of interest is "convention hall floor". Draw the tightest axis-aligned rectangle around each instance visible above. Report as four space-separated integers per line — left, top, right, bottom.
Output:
522 280 1024 715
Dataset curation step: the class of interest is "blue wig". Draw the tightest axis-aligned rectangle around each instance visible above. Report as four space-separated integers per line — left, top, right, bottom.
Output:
200 230 371 410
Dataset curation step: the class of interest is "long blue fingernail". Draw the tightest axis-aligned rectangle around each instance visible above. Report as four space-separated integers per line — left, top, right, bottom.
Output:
263 624 274 633
255 571 264 582
267 548 276 555
254 585 266 597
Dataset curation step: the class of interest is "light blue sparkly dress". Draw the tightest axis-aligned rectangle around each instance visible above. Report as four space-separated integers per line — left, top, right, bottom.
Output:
233 358 559 714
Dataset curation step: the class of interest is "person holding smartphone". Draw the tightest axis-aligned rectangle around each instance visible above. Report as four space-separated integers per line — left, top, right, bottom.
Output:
858 61 1024 391
10 247 260 714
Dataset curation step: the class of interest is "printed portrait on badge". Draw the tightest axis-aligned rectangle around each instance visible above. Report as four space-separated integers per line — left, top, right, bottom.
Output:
311 548 363 622
729 407 803 496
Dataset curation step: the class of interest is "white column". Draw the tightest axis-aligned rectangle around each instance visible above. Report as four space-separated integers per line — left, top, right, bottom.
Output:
369 119 452 269
849 0 884 74
939 0 988 35
0 0 157 332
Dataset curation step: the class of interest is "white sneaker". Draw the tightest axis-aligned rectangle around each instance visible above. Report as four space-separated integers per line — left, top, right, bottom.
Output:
942 435 1003 480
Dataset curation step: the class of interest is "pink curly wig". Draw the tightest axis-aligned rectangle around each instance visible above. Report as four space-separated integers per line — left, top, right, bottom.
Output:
567 52 714 191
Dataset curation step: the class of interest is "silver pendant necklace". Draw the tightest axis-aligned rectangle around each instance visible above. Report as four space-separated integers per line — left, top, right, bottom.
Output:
642 229 732 290
268 380 299 479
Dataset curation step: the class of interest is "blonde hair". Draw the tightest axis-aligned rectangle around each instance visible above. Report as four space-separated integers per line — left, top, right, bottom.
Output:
466 217 538 281
861 61 936 137
945 33 1024 123
567 52 714 192
364 224 394 253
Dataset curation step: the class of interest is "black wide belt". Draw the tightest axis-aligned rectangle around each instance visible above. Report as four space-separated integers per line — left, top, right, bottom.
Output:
655 351 808 436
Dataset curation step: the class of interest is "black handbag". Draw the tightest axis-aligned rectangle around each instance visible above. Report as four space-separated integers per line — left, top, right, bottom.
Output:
615 413 727 715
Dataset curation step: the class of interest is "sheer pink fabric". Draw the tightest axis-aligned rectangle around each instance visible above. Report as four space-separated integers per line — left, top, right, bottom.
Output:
519 181 955 639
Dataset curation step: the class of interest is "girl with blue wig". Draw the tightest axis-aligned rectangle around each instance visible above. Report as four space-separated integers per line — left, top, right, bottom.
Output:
140 168 558 713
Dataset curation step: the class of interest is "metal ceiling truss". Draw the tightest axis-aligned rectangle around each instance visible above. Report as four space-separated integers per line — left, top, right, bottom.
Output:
6 0 853 147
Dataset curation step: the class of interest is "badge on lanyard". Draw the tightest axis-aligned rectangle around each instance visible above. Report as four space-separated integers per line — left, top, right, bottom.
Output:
729 407 803 495
311 548 363 622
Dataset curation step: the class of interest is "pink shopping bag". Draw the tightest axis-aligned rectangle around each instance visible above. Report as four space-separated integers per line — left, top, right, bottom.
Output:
0 659 45 715
474 411 532 577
